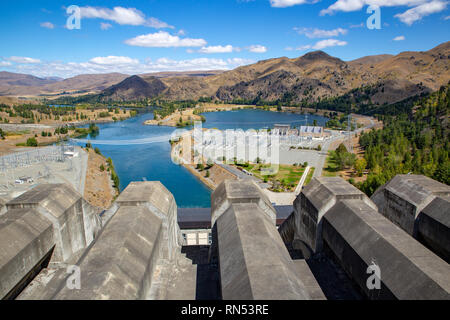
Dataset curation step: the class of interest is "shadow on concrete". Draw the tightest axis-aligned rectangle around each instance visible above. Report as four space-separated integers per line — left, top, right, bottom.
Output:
181 246 221 300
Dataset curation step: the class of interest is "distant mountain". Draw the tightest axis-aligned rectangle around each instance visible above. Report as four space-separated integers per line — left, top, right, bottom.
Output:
150 42 447 104
99 75 166 101
1 41 449 106
0 71 59 88
43 73 129 94
0 72 129 96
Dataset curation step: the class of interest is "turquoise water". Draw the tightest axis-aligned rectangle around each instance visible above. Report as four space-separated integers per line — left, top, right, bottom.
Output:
75 109 327 208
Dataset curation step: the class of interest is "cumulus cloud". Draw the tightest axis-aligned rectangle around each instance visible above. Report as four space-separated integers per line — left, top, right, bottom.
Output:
89 56 139 65
0 61 12 67
7 56 41 64
393 35 406 40
270 0 309 7
100 22 112 30
294 27 348 38
320 0 448 25
296 39 348 51
395 1 448 25
125 31 207 47
198 45 235 53
40 22 55 29
9 57 255 78
248 45 267 53
79 6 174 29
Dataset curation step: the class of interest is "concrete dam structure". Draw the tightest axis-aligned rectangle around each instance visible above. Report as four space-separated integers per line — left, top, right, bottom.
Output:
0 175 449 300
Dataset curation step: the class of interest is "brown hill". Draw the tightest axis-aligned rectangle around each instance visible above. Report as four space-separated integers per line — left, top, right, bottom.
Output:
163 41 449 105
100 75 166 101
1 41 449 105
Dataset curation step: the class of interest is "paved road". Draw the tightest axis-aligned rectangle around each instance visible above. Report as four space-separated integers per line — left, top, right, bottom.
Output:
216 163 269 189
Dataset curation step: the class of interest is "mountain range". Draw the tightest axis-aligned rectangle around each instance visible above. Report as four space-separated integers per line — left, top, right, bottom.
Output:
1 41 449 106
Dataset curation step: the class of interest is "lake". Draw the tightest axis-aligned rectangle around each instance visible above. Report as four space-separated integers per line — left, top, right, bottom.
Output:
75 109 328 208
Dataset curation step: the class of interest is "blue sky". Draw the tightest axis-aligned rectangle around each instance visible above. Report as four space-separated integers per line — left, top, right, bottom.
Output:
0 0 449 78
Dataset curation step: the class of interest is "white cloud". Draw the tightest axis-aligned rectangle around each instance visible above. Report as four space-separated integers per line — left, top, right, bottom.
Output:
320 0 448 25
320 0 427 15
349 22 365 28
0 61 12 67
294 27 348 38
40 22 54 29
395 1 448 25
11 57 255 78
7 56 41 64
89 56 139 65
79 6 174 28
100 23 112 30
295 39 348 51
270 0 309 8
198 45 235 53
248 45 267 53
444 15 450 19
393 35 406 40
312 39 348 49
125 31 207 47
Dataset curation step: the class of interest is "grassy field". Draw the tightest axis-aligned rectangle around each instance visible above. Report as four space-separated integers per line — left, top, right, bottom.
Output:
304 167 315 185
236 163 308 192
322 151 339 177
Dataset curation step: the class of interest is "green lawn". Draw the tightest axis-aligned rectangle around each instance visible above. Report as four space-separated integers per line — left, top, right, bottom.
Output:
236 163 308 192
304 167 315 185
322 151 339 177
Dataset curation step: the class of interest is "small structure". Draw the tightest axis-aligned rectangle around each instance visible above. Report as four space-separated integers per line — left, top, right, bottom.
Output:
299 126 324 139
273 124 290 136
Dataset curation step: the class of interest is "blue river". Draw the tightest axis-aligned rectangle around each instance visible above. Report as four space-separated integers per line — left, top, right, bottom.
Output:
75 109 328 208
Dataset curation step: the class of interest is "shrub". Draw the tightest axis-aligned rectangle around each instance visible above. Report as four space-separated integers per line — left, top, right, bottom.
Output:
26 137 38 147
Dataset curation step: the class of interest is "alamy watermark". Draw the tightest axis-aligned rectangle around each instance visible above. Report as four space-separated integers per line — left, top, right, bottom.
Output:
170 121 281 176
367 5 381 30
66 265 81 290
66 5 81 30
366 261 381 290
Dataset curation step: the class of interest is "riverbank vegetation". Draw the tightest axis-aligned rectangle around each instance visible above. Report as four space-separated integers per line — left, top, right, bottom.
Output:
0 102 135 125
356 84 449 195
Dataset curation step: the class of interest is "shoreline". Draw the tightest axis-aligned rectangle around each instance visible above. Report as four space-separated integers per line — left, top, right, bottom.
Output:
182 163 216 190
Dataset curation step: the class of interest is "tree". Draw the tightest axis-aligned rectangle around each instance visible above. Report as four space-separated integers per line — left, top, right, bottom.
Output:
354 158 367 177
26 137 38 147
205 170 210 178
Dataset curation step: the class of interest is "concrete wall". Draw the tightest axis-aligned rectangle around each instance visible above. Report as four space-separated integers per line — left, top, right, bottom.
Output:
0 208 54 299
45 181 180 300
211 180 276 227
211 180 323 300
282 177 450 300
322 199 450 299
417 196 450 262
372 175 450 262
0 184 101 299
293 177 376 252
54 206 163 299
6 184 101 262
115 181 181 260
